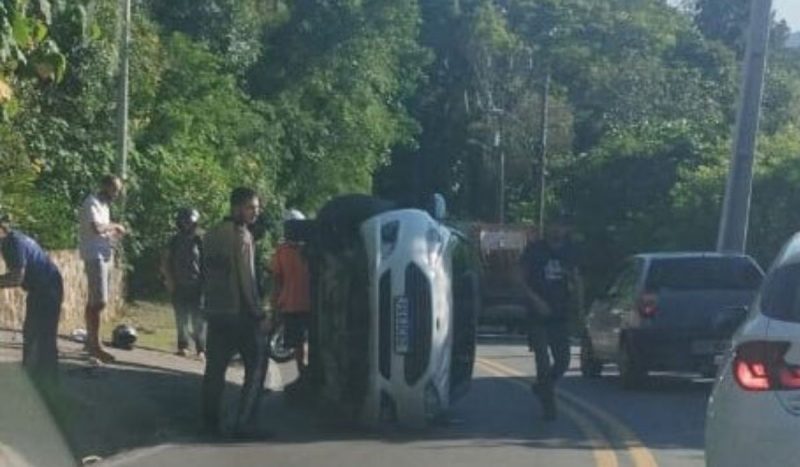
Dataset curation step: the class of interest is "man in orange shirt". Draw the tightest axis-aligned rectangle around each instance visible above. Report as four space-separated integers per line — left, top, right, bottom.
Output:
270 213 311 375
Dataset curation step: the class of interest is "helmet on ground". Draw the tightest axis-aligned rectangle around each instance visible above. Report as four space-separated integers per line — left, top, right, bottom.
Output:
111 324 138 350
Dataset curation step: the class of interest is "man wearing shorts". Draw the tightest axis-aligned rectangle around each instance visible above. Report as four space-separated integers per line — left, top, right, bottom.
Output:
79 175 126 363
270 214 311 376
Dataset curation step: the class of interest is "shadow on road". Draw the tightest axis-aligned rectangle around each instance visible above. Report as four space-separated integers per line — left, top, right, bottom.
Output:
43 364 605 462
2 330 711 464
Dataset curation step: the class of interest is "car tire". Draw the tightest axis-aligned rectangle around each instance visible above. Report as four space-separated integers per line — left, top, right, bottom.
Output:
618 339 647 389
451 270 480 402
580 335 603 378
268 323 296 364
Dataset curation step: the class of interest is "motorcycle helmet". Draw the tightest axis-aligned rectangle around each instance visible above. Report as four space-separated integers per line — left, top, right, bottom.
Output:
283 209 306 221
111 324 138 350
175 207 200 228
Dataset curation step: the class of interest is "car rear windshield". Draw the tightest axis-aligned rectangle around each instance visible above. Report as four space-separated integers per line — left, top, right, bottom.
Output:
645 257 763 291
760 261 800 323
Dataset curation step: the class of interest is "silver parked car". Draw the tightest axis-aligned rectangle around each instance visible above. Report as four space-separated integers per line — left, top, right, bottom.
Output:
580 252 763 388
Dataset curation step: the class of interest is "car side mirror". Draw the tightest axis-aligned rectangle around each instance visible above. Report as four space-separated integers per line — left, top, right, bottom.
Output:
431 193 446 221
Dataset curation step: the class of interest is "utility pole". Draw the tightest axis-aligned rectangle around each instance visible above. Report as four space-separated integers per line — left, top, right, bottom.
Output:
716 0 772 253
499 149 506 224
494 123 504 224
537 70 551 231
116 0 131 181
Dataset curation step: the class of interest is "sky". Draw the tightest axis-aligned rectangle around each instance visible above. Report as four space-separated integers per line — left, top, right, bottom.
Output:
774 0 800 32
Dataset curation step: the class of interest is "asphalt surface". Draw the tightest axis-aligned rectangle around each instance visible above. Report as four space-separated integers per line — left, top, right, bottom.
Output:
101 334 710 467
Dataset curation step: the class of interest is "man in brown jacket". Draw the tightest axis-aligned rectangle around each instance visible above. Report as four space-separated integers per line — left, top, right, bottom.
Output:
201 187 270 438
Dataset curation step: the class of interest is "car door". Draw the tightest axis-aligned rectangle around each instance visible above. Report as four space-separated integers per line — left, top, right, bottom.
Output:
605 260 644 354
593 260 642 358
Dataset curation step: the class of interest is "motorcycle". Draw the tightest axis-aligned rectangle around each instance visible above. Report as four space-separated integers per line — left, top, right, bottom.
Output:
266 317 296 364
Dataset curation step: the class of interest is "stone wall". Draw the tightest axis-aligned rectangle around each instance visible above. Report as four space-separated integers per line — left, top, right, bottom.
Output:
0 250 125 334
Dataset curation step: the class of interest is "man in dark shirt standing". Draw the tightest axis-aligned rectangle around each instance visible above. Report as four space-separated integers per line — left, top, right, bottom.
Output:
518 215 583 421
161 207 206 359
0 213 64 395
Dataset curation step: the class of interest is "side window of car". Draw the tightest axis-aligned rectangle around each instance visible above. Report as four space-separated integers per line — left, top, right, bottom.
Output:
607 260 640 299
606 260 636 299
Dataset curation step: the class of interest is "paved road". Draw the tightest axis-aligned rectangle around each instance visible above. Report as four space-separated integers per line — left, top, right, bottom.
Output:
102 335 710 467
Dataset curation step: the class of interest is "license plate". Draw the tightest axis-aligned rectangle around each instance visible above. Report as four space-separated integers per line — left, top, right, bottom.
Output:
692 340 729 355
394 297 411 354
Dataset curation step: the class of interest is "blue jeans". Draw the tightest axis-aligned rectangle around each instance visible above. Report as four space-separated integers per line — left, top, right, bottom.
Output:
24 274 64 391
172 284 206 352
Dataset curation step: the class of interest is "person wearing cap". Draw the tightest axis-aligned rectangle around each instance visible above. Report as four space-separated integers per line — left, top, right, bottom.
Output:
79 175 126 364
0 213 64 395
161 208 206 358
517 214 583 421
270 209 311 376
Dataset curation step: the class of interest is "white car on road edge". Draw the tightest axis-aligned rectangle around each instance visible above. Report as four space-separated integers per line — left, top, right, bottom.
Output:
706 233 800 467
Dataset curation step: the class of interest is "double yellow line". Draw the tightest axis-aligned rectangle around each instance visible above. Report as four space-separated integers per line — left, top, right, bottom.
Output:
477 357 659 467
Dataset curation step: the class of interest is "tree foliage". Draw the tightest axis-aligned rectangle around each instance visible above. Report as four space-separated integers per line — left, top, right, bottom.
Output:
3 0 800 297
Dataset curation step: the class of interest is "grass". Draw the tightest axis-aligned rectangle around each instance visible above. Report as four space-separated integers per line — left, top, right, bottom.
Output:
106 300 179 354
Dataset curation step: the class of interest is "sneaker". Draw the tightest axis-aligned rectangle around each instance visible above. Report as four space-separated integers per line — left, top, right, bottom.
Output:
176 348 189 357
197 351 206 362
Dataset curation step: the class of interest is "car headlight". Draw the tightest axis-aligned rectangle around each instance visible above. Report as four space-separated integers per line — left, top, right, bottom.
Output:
381 220 400 259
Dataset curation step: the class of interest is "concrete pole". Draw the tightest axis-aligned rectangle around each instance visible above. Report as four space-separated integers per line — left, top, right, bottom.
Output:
493 125 503 223
716 0 772 253
499 149 506 224
116 0 131 181
537 71 551 232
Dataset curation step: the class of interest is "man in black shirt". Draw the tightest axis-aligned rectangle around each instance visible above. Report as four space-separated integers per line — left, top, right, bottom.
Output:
518 215 583 421
161 208 206 358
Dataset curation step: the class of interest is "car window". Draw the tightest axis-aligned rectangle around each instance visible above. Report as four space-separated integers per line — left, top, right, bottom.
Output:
644 257 763 292
607 260 640 298
759 261 800 324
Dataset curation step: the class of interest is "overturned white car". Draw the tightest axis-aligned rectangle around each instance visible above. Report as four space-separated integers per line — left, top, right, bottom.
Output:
303 195 479 428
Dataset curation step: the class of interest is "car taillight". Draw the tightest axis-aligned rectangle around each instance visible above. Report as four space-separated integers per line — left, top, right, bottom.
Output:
733 341 800 391
637 293 658 318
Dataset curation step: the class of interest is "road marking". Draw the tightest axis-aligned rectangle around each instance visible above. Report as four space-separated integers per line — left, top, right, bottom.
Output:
477 359 619 467
478 357 659 467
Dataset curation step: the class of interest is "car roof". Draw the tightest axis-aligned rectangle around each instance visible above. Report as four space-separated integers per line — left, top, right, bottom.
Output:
633 251 754 261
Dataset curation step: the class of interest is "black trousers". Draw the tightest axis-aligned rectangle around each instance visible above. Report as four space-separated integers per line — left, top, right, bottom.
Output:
202 314 267 432
529 320 570 387
23 275 64 393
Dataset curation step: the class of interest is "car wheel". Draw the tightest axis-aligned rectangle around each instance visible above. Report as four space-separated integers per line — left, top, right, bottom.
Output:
268 323 296 364
580 335 603 378
618 340 647 389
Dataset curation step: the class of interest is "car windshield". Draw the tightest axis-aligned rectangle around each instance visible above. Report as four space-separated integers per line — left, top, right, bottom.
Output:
646 257 763 291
